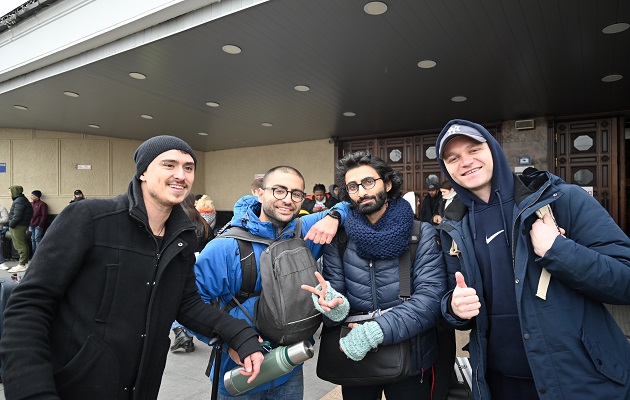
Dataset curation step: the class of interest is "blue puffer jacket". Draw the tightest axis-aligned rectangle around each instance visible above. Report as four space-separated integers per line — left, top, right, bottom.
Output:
438 172 630 399
323 221 446 374
193 195 348 397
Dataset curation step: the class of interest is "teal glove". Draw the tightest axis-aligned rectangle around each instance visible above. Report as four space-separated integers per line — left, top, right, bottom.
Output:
339 321 384 361
311 283 350 322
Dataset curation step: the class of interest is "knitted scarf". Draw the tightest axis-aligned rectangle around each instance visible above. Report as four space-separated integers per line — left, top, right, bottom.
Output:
344 197 414 260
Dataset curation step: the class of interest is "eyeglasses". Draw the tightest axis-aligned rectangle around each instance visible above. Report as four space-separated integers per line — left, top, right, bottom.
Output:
345 177 382 194
262 186 306 202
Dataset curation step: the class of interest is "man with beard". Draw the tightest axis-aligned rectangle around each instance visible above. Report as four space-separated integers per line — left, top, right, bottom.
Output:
191 165 348 399
302 151 446 400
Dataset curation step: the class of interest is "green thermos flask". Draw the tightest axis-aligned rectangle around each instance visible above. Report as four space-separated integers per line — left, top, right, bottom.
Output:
224 340 314 395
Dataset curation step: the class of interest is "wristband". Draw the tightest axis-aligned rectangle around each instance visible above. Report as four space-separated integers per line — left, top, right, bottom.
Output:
326 210 341 221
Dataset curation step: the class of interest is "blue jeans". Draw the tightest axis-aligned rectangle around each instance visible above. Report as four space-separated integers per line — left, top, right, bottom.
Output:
216 368 303 400
29 226 44 254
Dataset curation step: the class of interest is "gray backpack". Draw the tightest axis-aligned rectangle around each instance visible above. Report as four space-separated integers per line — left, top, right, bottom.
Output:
218 218 322 345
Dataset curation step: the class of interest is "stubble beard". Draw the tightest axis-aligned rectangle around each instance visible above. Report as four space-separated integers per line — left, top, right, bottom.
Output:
262 201 299 230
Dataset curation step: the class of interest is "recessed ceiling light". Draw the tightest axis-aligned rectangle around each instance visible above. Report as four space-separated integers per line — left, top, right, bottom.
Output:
602 74 623 82
206 101 220 107
141 114 154 119
64 91 79 97
13 105 28 110
294 85 310 92
222 44 242 54
364 2 388 15
88 124 100 129
261 122 273 127
343 112 356 117
198 132 209 136
129 72 147 80
418 60 437 69
602 22 629 34
451 96 467 102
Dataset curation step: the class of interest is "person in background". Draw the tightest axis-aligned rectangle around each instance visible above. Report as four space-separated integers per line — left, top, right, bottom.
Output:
436 119 630 399
69 189 85 203
0 204 9 271
303 151 446 400
250 178 263 195
170 192 213 354
402 191 421 220
329 184 340 200
433 180 457 225
301 183 339 214
196 194 217 232
7 186 33 273
28 190 48 255
194 193 203 207
419 182 441 225
0 136 264 399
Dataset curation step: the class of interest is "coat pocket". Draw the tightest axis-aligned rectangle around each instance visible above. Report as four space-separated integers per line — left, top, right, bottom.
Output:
582 330 629 385
54 334 120 399
95 264 119 323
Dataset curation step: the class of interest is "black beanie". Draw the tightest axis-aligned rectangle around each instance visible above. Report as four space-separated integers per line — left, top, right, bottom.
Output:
133 135 197 178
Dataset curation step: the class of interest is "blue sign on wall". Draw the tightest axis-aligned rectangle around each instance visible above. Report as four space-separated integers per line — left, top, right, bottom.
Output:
0 163 5 173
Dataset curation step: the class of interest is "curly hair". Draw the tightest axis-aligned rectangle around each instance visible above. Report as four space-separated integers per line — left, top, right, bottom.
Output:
335 150 403 202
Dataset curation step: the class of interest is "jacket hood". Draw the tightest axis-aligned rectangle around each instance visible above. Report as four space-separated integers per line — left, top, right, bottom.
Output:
436 119 514 208
9 185 23 199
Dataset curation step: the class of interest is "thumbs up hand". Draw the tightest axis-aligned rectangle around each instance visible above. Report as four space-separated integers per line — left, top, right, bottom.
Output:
451 272 481 320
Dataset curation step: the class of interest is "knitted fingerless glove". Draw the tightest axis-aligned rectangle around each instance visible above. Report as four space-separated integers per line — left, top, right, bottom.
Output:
311 283 350 322
339 321 384 361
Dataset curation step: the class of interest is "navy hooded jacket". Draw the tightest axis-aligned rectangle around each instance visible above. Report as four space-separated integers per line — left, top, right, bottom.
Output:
436 119 630 399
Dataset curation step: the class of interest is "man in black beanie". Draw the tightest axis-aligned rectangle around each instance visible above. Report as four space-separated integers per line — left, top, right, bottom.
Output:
0 135 264 399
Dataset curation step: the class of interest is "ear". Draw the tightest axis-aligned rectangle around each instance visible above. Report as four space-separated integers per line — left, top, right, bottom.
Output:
385 180 393 193
139 175 145 181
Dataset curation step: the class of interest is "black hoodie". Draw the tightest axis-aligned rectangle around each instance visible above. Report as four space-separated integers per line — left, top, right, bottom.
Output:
437 119 533 380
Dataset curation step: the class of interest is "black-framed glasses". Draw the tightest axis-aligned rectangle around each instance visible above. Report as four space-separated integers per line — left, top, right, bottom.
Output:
345 177 382 194
262 186 306 202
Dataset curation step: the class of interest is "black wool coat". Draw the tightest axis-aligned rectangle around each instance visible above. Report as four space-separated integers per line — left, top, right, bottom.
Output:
0 179 260 400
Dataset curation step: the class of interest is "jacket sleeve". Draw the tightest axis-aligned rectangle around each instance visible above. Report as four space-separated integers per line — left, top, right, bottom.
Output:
38 202 49 227
300 201 350 259
438 229 475 330
321 237 347 327
537 185 630 304
0 202 96 399
0 206 8 225
9 198 28 227
419 197 432 223
376 223 447 345
176 245 260 361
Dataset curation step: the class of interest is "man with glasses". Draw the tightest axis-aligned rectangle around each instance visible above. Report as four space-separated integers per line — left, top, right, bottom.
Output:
191 165 349 399
303 151 447 400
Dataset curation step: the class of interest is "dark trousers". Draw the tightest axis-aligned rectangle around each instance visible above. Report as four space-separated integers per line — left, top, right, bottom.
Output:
341 369 433 400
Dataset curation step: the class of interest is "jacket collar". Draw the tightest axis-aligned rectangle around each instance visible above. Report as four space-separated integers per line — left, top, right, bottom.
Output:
126 178 195 235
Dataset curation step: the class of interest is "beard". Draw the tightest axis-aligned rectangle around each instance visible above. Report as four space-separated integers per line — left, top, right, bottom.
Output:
261 201 300 229
351 188 388 216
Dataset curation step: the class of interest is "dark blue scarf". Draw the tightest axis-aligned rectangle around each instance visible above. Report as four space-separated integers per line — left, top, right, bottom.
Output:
345 197 414 260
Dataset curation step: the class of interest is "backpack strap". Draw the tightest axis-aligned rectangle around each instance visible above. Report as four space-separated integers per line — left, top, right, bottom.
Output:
399 220 422 299
217 219 304 311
